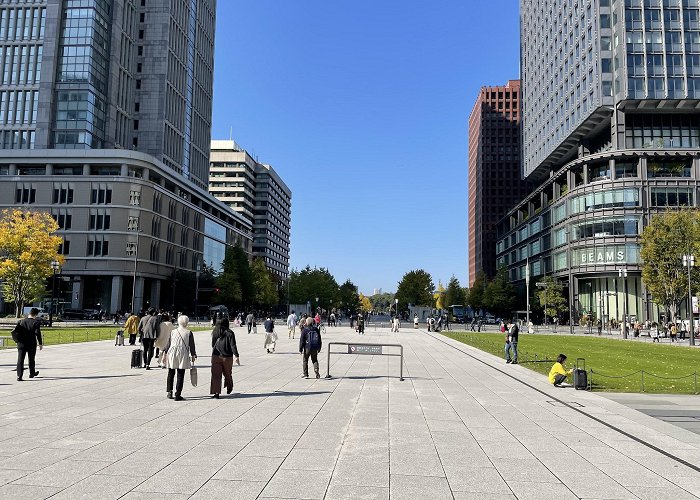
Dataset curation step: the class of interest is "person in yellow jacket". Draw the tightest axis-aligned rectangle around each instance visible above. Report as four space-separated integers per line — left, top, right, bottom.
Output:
124 313 139 345
548 354 574 387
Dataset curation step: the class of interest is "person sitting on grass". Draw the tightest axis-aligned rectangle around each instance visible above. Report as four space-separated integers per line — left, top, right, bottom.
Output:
548 354 574 387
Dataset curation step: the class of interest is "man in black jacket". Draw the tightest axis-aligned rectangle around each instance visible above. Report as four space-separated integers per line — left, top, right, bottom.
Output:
299 317 322 379
13 308 43 381
505 321 519 364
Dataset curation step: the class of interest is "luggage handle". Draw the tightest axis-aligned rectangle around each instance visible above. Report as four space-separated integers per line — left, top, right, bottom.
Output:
576 357 585 370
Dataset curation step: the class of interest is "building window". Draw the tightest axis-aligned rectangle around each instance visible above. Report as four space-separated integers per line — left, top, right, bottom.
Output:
647 159 692 178
151 216 161 237
89 210 111 230
167 223 175 242
90 186 112 204
152 192 161 212
129 190 141 206
128 216 139 231
53 211 72 230
15 184 36 204
52 185 74 204
650 187 694 207
149 241 160 261
87 238 109 256
126 242 136 257
58 240 70 255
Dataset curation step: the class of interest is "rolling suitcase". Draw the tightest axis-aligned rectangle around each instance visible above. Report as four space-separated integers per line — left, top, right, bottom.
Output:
130 349 143 368
115 330 124 346
574 358 588 390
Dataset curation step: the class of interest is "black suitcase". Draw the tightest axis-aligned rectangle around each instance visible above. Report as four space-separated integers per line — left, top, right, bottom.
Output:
131 349 143 369
574 358 588 390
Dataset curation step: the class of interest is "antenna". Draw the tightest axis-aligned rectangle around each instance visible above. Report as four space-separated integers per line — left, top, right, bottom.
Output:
229 126 232 141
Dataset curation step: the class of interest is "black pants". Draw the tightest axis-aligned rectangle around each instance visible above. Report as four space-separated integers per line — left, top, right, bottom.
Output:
16 344 37 379
553 374 567 386
302 349 319 377
128 334 137 345
142 338 155 366
167 368 185 396
247 323 253 334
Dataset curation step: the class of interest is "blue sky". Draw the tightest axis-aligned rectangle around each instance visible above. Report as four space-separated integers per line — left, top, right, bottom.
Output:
211 1 520 295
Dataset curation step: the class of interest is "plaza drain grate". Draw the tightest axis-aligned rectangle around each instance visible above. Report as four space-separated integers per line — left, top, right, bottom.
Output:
546 400 584 408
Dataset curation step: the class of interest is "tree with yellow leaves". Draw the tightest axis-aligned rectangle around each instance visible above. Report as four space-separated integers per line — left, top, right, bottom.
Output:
358 292 372 313
0 209 64 316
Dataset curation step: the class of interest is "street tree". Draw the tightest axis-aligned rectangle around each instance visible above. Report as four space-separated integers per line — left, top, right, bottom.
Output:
216 245 253 308
443 276 466 308
467 271 487 312
0 209 64 316
536 275 568 322
640 209 700 322
483 267 516 318
369 291 394 312
251 257 278 309
395 269 434 311
434 281 446 310
338 280 361 315
288 266 339 310
358 293 372 313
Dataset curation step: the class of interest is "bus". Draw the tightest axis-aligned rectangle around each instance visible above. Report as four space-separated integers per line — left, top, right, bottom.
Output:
449 305 465 323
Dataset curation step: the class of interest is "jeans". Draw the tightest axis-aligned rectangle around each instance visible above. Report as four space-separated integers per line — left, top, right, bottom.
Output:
553 373 567 386
16 344 37 379
167 368 185 397
505 341 518 362
302 349 319 377
142 338 155 366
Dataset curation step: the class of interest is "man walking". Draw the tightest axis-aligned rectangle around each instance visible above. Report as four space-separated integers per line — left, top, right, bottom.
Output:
287 310 297 339
13 308 43 381
246 311 254 334
138 308 158 370
505 321 519 364
299 317 322 379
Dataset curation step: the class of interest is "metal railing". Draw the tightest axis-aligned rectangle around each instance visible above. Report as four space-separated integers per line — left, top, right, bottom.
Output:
325 342 404 380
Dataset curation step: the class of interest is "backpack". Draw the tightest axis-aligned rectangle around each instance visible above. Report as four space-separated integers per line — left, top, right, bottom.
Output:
306 326 321 351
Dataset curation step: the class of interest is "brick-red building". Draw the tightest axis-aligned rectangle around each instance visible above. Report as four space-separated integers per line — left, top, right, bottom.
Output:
468 80 530 285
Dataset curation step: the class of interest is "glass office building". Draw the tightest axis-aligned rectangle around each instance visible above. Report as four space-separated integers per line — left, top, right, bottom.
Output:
498 0 700 325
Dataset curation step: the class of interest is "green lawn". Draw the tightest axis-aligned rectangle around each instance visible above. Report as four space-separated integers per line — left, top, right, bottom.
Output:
442 331 700 394
1 325 213 348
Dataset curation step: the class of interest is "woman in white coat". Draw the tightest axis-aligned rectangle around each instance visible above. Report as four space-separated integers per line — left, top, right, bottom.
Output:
165 315 197 401
155 313 174 368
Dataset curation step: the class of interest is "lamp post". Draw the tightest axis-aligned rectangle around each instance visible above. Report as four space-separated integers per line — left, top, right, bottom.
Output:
566 230 574 334
395 298 399 318
130 229 143 314
195 260 201 323
683 254 695 346
172 250 181 313
49 260 60 327
618 268 628 339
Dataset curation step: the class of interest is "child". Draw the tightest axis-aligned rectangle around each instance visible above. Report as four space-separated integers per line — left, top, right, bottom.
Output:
548 354 574 387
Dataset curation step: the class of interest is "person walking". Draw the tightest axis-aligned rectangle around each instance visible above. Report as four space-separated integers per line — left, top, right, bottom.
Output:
138 308 158 370
505 321 519 364
246 311 254 334
165 315 197 401
287 310 297 339
155 313 174 368
12 308 43 381
413 314 419 329
210 317 239 398
263 315 277 353
356 313 365 335
124 312 139 345
391 316 400 332
299 317 322 379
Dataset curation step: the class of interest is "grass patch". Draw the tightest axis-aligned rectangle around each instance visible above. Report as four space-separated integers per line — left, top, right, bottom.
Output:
1 325 213 348
443 331 700 394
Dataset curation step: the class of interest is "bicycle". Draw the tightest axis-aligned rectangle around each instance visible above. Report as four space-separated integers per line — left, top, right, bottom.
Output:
319 324 327 335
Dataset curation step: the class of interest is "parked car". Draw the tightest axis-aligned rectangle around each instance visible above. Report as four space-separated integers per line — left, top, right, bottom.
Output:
62 308 88 320
484 313 497 324
82 309 101 320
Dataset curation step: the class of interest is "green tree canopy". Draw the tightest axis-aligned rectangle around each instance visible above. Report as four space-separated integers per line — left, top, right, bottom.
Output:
483 267 516 318
395 269 434 311
467 271 487 311
536 275 568 321
641 209 700 322
251 257 278 309
338 280 361 315
288 266 339 310
0 209 64 316
369 292 395 312
216 245 253 308
443 276 466 308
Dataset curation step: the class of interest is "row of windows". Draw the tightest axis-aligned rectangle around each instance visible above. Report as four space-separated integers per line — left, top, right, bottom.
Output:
0 6 45 41
0 44 42 86
0 128 34 149
0 89 38 126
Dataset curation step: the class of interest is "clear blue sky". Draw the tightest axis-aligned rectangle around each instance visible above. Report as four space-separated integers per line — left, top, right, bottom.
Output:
211 1 520 295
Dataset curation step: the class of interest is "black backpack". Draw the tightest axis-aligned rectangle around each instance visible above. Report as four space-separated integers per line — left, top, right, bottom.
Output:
306 326 321 350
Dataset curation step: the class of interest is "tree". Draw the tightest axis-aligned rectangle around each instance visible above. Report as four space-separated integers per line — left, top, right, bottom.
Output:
434 281 446 310
0 209 64 316
641 209 700 322
288 266 339 310
468 271 487 312
369 292 394 312
536 275 568 322
251 258 277 309
483 267 516 318
339 280 361 315
216 245 253 308
358 292 372 313
395 269 434 311
443 276 466 308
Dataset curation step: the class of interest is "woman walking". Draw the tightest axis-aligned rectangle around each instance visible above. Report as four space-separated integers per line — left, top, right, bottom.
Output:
155 313 173 368
165 315 197 401
263 315 277 353
210 317 239 399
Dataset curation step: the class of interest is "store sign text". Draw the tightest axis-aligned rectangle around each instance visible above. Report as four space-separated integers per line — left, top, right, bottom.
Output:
579 250 625 264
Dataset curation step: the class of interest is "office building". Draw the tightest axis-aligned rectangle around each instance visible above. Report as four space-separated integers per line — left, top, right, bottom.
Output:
209 140 291 280
0 0 251 315
468 80 530 285
497 0 700 325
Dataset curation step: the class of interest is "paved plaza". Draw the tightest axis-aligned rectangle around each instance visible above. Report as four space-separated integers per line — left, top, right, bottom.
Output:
2 325 700 499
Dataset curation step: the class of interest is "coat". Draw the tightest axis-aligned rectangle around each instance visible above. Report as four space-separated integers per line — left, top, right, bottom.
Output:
124 314 139 335
165 327 197 370
155 321 174 349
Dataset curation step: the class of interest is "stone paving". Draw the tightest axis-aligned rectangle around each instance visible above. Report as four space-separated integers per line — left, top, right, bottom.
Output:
2 324 700 499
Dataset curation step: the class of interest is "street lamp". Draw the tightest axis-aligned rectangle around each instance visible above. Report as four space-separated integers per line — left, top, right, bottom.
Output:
618 268 628 339
130 229 143 314
49 260 60 327
195 259 201 323
683 254 695 346
566 230 574 334
395 298 399 317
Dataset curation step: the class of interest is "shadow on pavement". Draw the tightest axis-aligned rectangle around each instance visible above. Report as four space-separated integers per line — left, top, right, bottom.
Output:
36 374 142 380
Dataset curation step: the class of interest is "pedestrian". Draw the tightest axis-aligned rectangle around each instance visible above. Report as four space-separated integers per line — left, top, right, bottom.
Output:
470 317 477 332
330 312 336 327
391 316 400 332
155 312 174 368
299 317 322 379
356 313 365 335
670 322 678 342
650 322 659 343
505 321 519 364
597 320 603 336
553 316 558 332
287 310 297 339
246 311 254 334
413 314 419 329
165 315 197 401
444 314 450 331
314 311 321 326
124 312 139 345
548 354 574 387
12 307 43 381
263 315 277 353
138 308 158 370
210 317 239 398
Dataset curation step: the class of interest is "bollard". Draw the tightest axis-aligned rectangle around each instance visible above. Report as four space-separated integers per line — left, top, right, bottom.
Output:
695 371 698 394
641 371 645 392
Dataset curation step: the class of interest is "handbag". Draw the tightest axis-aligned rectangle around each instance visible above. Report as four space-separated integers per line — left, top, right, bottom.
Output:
190 365 198 387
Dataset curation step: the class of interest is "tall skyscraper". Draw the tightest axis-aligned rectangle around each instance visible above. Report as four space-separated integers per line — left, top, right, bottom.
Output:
209 140 292 280
0 0 251 315
497 0 700 325
468 80 530 285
